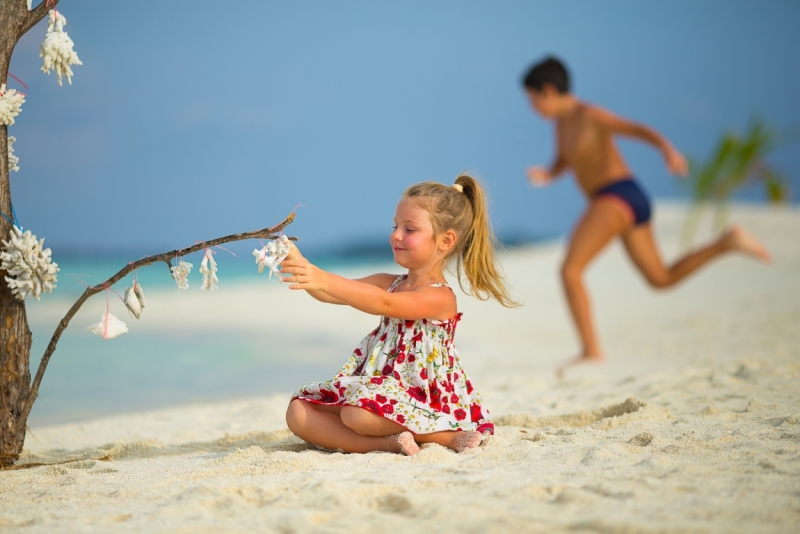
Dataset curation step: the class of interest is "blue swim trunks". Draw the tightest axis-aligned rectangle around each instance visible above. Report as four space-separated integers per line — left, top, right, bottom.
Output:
593 178 652 225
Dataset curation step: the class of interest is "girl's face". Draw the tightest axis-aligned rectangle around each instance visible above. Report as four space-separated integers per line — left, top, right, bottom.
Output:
390 199 442 271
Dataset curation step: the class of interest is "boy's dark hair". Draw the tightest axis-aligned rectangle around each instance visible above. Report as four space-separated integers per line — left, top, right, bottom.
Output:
522 56 570 94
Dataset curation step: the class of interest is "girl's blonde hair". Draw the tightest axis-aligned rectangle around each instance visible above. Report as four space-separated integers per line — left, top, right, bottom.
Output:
402 173 517 308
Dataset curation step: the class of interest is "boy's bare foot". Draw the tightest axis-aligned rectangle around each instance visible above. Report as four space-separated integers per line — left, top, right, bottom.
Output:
450 431 482 453
556 352 606 379
393 431 420 456
725 225 771 263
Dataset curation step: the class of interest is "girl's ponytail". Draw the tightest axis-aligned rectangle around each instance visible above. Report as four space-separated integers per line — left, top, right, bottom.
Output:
454 174 517 308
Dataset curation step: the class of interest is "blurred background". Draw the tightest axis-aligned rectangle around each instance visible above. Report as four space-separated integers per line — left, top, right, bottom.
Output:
7 0 799 424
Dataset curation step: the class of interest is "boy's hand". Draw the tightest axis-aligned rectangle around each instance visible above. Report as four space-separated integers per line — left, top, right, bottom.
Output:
526 166 553 187
664 146 688 177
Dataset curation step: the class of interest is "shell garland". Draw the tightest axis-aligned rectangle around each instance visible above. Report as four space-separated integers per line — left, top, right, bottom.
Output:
8 136 19 172
0 225 59 301
171 260 192 291
253 235 291 279
40 9 82 86
87 312 128 339
0 84 25 126
200 250 218 291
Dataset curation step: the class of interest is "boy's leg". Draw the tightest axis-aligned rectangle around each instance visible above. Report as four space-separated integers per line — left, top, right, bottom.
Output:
560 199 631 367
286 400 418 455
621 224 770 289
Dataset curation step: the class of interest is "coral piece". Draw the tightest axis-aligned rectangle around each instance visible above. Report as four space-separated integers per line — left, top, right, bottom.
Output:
124 282 145 319
7 135 19 172
0 84 25 126
200 249 218 291
0 225 59 301
40 9 82 86
253 235 291 279
87 312 128 339
171 260 192 291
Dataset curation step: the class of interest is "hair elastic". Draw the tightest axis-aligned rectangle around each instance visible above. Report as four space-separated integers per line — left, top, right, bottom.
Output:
452 183 464 193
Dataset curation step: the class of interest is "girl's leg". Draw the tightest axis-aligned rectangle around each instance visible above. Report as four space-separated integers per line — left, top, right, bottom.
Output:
285 400 419 455
559 199 631 372
621 224 770 289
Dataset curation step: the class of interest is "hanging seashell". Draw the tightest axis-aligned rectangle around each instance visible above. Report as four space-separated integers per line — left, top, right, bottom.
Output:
0 84 25 126
170 259 192 291
0 225 59 301
253 235 292 280
7 135 19 172
200 249 218 291
39 9 82 86
134 282 146 308
87 312 128 339
124 282 145 319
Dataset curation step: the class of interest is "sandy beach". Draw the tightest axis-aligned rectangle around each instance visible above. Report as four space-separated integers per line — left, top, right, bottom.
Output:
1 202 799 533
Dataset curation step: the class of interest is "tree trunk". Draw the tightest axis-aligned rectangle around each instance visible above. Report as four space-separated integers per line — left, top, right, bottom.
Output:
0 0 59 467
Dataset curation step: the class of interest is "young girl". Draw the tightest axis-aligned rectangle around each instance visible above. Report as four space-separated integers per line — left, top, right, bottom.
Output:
281 174 516 456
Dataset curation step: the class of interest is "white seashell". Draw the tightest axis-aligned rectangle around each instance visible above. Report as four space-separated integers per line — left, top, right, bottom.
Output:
170 260 192 291
134 282 146 308
87 312 128 339
0 84 25 126
0 225 58 301
253 235 292 280
124 284 143 319
7 135 19 172
199 250 218 291
39 10 82 86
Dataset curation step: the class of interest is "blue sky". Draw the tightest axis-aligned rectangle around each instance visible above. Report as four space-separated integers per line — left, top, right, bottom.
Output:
7 1 800 256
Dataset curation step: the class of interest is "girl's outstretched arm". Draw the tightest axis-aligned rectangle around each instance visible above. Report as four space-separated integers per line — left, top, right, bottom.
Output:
281 245 398 305
280 248 456 320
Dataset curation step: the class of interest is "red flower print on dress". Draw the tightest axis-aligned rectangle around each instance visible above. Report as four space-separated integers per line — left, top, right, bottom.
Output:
379 332 388 342
442 404 451 414
375 394 387 404
420 367 428 380
393 371 402 382
382 364 393 375
383 404 395 414
404 320 415 328
450 393 459 404
408 354 416 363
466 380 473 394
454 408 467 421
318 389 339 404
361 399 384 415
476 422 494 435
470 403 483 422
396 414 406 424
370 377 384 385
407 386 427 402
396 352 406 364
389 399 398 405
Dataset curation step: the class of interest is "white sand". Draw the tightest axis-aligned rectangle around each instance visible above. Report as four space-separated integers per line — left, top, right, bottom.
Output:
2 202 799 533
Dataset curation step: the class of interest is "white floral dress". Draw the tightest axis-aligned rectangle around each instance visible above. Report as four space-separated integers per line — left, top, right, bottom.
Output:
292 275 494 435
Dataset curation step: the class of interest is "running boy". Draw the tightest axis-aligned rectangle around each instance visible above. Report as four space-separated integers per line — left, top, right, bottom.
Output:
521 56 771 374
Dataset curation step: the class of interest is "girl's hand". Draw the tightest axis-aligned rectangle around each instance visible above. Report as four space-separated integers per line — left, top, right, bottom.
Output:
526 166 553 187
280 255 328 292
664 146 688 177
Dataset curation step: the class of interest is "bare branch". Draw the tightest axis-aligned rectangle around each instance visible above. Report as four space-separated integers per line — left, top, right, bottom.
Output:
19 212 297 423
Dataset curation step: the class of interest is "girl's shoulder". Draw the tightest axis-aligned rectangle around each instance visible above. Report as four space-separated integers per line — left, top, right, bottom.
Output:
355 273 404 292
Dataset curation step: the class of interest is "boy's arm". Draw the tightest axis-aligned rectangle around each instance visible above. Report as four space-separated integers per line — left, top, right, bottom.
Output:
527 132 568 186
588 106 688 176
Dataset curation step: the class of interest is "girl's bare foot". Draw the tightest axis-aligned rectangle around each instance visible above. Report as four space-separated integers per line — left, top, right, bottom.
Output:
725 225 771 263
393 431 420 456
556 352 606 379
450 431 482 453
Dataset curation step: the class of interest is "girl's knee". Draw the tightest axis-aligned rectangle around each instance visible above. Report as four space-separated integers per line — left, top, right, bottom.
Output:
285 399 308 432
560 262 583 284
